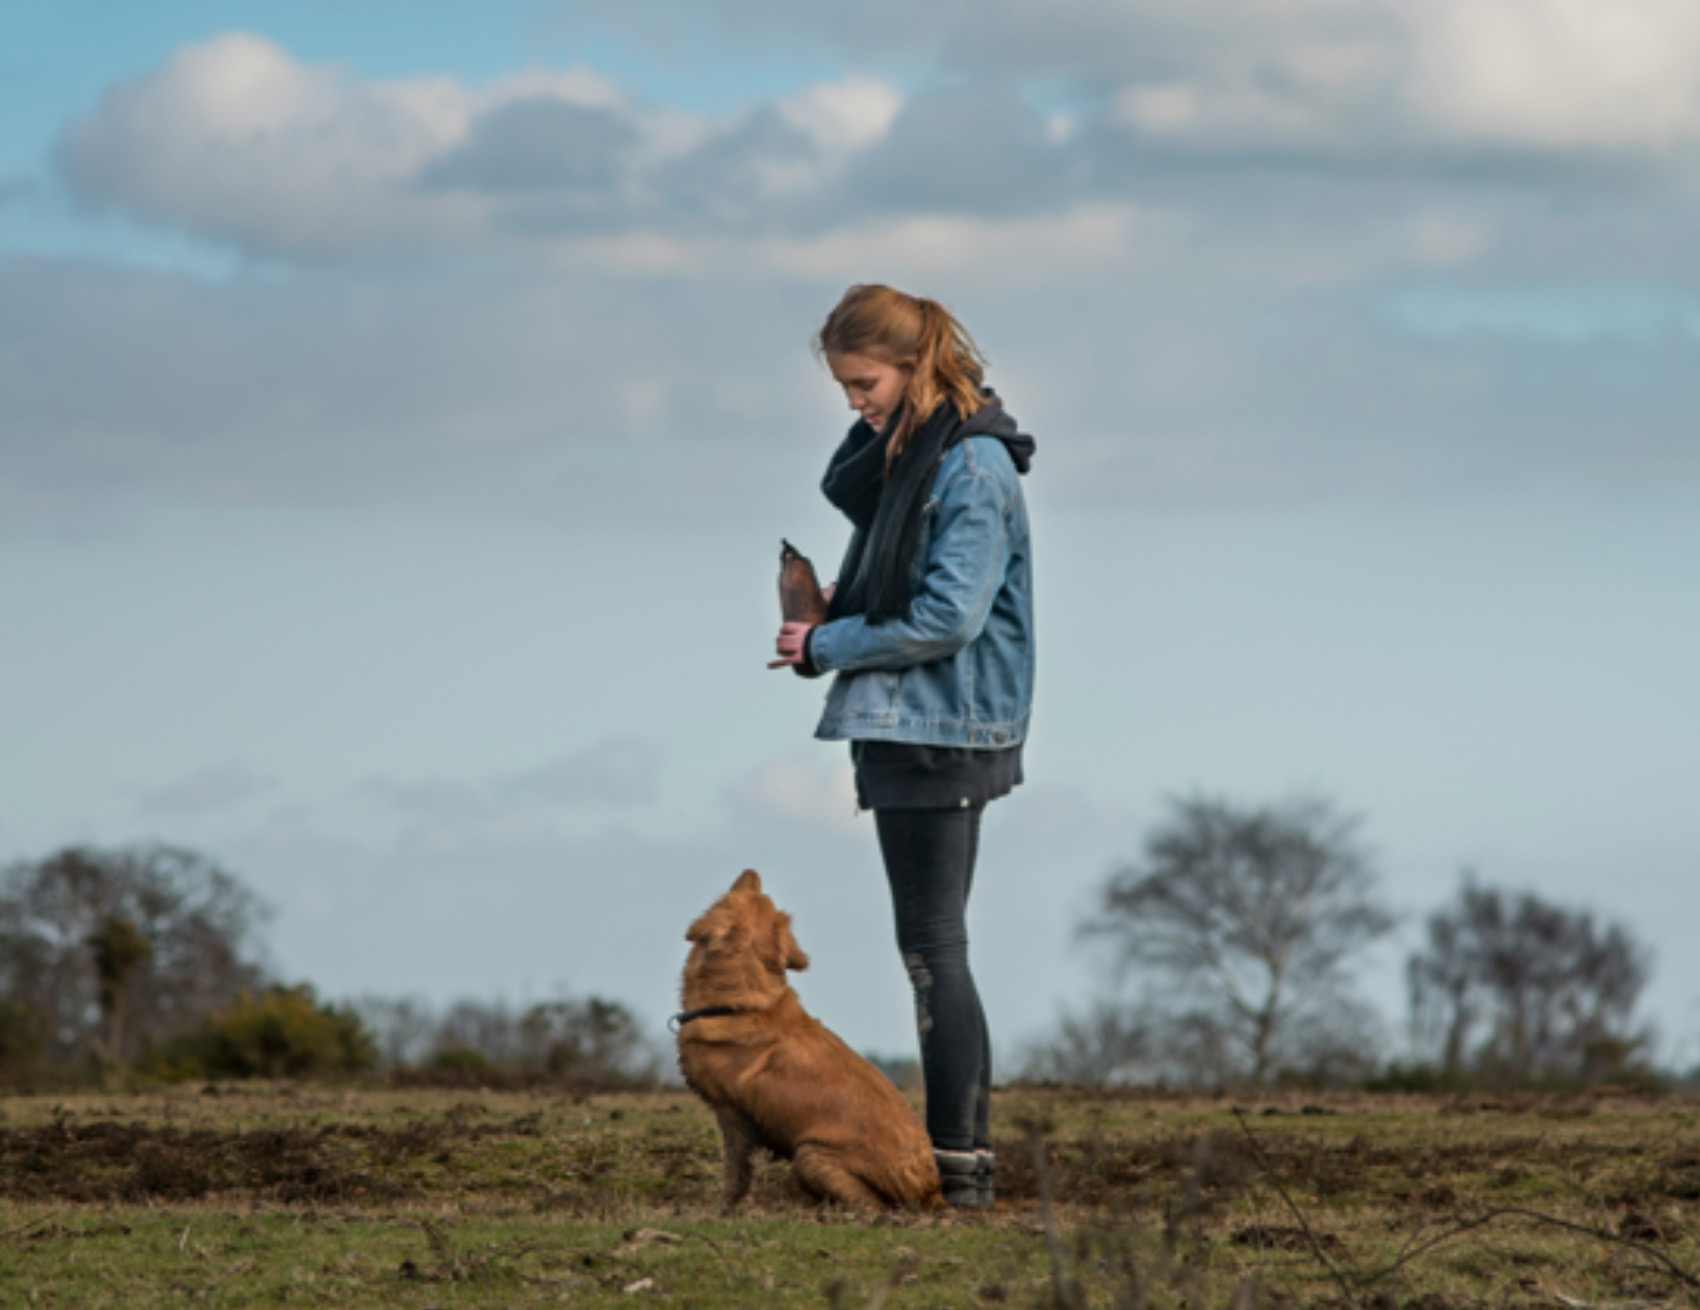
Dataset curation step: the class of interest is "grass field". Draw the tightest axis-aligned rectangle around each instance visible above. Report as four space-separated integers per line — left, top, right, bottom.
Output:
3 1082 1699 1307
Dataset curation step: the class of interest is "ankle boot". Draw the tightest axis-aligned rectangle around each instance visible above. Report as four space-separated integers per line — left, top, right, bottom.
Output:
975 1149 996 1207
934 1149 988 1208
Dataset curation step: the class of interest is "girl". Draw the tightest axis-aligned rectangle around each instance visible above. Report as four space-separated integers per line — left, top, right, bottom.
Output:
769 284 1035 1208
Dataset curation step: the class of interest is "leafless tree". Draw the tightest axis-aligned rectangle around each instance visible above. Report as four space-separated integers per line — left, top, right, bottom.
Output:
1409 875 1651 1085
1081 795 1395 1085
0 845 270 1068
1019 998 1155 1087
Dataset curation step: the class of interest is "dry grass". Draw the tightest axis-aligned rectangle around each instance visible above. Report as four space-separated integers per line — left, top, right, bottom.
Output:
2 1083 1698 1306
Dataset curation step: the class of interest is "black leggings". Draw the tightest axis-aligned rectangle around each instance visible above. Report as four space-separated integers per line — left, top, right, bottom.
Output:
874 806 990 1152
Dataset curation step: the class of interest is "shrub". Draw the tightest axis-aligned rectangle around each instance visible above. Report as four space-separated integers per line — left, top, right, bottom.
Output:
142 984 373 1080
429 1045 492 1073
1363 1061 1476 1094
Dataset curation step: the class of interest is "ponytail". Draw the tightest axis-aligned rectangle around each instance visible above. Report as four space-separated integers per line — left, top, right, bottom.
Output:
815 285 987 471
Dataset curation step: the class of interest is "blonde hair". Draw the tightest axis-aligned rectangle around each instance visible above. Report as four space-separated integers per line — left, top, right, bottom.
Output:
815 284 987 468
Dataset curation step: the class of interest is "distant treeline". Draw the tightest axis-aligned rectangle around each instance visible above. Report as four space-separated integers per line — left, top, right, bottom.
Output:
0 823 1684 1094
0 845 658 1090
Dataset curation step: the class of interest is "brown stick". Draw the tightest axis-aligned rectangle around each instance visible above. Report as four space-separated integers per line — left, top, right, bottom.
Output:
1356 1207 1700 1293
1231 1110 1357 1306
0 1211 58 1243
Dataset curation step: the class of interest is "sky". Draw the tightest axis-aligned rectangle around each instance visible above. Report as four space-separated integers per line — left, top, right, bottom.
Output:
4 0 1699 1071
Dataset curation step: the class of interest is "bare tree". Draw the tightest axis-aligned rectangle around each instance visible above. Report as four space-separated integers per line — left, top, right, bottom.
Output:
1082 795 1395 1085
1409 875 1651 1085
1018 999 1155 1087
0 845 270 1069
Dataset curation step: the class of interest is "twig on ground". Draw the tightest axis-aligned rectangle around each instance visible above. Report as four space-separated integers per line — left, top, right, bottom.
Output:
1231 1109 1357 1307
0 1211 59 1243
1546 1293 1668 1310
686 1230 743 1283
202 1258 256 1294
1232 1110 1700 1302
1357 1207 1700 1294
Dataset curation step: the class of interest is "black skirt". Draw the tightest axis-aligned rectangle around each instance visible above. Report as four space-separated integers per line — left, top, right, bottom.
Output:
851 740 1024 811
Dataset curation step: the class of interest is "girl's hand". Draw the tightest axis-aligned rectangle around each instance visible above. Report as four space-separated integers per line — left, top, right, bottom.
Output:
768 622 816 670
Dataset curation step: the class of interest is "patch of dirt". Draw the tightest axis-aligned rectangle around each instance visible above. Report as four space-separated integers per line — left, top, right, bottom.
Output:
1229 1224 1345 1254
0 1112 541 1204
991 1129 1260 1205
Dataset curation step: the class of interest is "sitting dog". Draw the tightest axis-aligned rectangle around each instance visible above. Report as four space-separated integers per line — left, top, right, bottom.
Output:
675 869 941 1209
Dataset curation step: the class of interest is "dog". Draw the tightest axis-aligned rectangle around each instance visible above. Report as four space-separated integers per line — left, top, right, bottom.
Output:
675 869 941 1209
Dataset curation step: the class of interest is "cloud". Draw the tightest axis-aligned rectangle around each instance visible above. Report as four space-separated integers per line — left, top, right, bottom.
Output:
58 33 482 257
7 220 1700 540
0 253 835 526
53 33 915 259
13 19 1700 534
838 86 1081 221
500 738 663 808
137 762 275 815
58 16 1700 274
575 0 1700 163
349 738 665 839
726 746 861 835
1402 0 1700 150
421 98 639 201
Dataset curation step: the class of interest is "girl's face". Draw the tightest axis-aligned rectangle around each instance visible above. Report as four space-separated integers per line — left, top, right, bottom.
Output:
826 351 909 433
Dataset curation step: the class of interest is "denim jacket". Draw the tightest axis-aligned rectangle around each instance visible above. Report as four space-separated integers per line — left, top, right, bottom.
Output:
810 436 1034 748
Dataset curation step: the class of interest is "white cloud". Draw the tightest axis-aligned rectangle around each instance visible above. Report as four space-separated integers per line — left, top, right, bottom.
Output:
728 747 861 835
13 16 1700 535
54 34 910 263
776 75 903 153
1403 0 1700 149
59 33 482 256
53 15 1700 279
1097 0 1700 157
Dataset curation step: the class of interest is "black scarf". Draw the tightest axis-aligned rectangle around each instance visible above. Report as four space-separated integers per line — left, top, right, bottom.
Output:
821 393 1034 625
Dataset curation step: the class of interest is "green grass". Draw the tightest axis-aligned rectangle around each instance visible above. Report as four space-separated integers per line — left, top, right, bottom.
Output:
3 1084 1699 1306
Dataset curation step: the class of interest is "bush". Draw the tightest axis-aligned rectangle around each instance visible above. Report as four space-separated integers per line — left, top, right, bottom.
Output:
1363 1061 1477 1094
142 984 373 1081
429 1045 492 1073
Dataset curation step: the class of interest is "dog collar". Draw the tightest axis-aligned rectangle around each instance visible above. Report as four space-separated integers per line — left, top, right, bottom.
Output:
669 1005 747 1033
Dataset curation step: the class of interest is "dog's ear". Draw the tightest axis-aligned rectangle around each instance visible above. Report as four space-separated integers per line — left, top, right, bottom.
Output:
777 913 809 972
732 868 762 895
685 908 721 944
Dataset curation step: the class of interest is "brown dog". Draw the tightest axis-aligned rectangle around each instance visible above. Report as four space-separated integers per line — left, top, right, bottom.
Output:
675 870 941 1209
